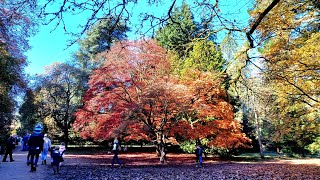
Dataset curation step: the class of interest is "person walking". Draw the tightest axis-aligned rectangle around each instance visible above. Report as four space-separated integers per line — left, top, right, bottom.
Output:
58 142 66 167
2 134 15 162
27 124 44 172
111 137 123 168
22 133 30 151
41 134 51 165
50 146 64 174
195 144 203 168
26 133 31 165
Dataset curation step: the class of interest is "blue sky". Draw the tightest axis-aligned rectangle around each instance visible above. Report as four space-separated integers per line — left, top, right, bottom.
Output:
24 0 252 75
24 24 78 75
24 1 169 75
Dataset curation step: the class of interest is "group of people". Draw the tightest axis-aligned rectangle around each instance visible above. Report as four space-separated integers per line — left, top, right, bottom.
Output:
3 128 204 173
2 123 66 174
26 124 66 174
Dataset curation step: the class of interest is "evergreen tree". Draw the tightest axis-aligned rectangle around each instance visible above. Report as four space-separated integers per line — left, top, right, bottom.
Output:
155 1 198 58
75 16 129 71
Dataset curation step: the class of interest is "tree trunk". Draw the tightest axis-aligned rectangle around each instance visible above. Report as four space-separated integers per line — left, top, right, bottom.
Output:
63 114 69 148
156 132 166 164
64 126 69 148
301 147 306 157
255 110 264 159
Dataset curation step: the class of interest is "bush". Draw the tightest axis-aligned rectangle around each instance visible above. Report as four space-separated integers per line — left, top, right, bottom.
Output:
179 140 197 154
179 140 238 157
306 137 320 154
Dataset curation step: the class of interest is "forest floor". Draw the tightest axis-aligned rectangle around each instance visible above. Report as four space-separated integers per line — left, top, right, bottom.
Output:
44 152 320 179
1 147 319 180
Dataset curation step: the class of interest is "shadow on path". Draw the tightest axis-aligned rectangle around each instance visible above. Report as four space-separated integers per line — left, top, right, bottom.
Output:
0 145 51 180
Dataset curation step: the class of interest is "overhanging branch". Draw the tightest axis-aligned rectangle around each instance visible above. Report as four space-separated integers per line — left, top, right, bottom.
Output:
246 0 280 48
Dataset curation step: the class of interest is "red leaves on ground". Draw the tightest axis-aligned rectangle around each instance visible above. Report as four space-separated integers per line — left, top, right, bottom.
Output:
43 153 320 179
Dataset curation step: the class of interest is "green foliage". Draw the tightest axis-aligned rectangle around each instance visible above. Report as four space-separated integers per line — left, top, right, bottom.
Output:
75 16 129 70
0 45 26 135
0 0 38 137
18 89 39 133
205 147 233 157
0 46 25 111
272 108 320 156
307 137 320 154
33 63 84 146
179 140 196 154
179 139 239 157
181 39 225 74
155 1 198 58
155 2 226 78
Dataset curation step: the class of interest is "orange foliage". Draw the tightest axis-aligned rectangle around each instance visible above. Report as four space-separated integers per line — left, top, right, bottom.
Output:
74 39 250 149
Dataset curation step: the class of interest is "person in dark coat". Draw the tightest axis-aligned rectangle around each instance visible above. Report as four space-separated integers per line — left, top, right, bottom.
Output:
27 124 44 172
22 133 30 151
195 144 203 168
2 134 15 162
50 146 64 174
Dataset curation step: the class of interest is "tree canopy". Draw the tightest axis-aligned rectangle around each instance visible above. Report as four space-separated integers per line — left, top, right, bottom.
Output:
0 0 38 137
250 0 320 154
74 39 250 162
6 0 320 157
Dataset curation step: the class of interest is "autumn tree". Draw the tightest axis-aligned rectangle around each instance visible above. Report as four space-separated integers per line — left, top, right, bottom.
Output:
0 0 38 138
71 16 130 117
247 0 320 155
155 3 229 154
74 39 250 162
34 63 83 147
15 0 320 157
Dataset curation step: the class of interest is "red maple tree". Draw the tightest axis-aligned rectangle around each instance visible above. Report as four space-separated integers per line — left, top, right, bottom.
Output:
74 39 250 162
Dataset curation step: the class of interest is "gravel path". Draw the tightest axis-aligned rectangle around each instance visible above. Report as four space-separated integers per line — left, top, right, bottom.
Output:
0 145 52 180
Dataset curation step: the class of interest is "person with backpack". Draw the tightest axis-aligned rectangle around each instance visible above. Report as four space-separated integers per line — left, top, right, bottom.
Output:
2 134 15 162
28 124 44 172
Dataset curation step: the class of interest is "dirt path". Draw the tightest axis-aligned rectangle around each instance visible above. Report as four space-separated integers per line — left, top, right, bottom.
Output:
0 145 51 180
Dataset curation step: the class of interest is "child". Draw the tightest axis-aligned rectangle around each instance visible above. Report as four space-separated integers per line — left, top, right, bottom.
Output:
51 146 63 174
58 142 66 167
195 144 203 168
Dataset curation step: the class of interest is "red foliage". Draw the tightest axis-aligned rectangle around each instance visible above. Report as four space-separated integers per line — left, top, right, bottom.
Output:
74 39 250 149
1 2 36 59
